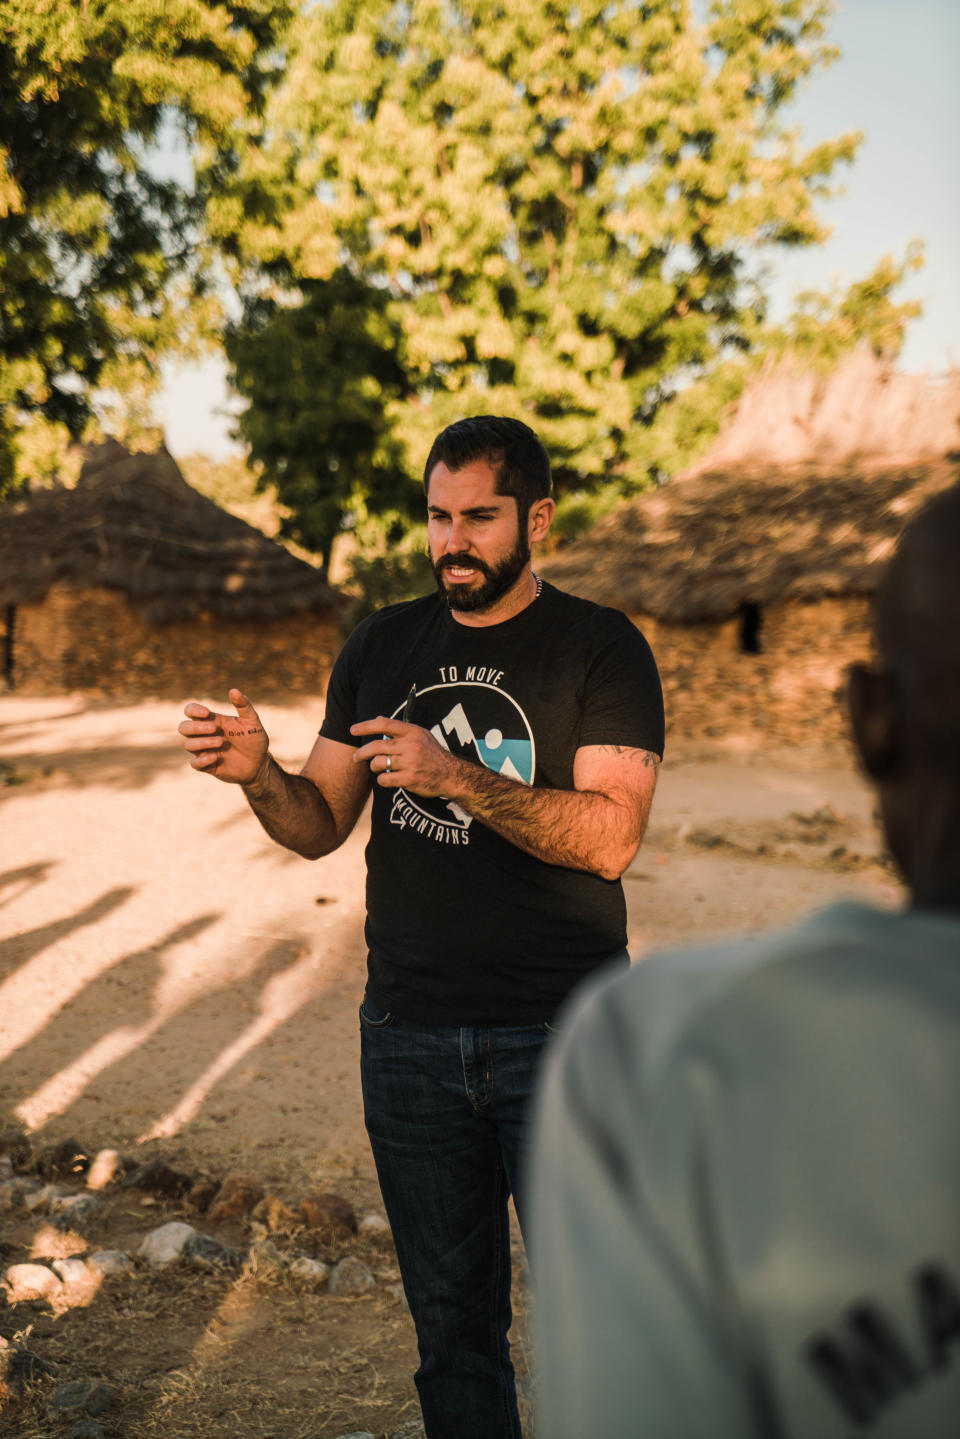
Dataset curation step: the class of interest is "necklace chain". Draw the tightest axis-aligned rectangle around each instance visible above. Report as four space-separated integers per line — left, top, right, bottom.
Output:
533 571 543 599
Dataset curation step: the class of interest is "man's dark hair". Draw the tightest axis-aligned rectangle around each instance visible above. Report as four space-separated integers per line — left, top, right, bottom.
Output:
423 415 552 523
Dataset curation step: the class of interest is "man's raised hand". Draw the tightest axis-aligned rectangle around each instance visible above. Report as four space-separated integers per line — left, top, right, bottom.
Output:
179 689 270 785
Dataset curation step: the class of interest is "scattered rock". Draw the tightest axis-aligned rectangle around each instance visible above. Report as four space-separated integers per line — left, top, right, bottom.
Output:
121 1158 193 1198
289 1256 330 1287
4 1261 64 1303
359 1212 391 1238
138 1221 197 1268
332 1432 375 1439
47 1378 113 1418
52 1257 93 1286
51 1193 103 1227
207 1171 265 1222
252 1194 301 1232
328 1256 375 1296
391 1422 426 1439
184 1233 243 1271
35 1138 91 1181
88 1249 135 1278
69 1422 107 1439
23 1181 69 1213
186 1174 220 1212
85 1149 127 1191
299 1191 358 1236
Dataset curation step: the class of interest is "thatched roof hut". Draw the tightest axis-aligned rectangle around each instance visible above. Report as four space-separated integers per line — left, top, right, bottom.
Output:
543 353 960 747
0 441 344 698
542 458 958 626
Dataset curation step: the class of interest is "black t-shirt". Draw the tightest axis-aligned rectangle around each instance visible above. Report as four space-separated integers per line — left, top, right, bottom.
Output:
320 581 664 1024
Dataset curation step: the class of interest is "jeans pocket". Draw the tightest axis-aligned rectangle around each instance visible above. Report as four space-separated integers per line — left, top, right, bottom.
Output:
359 997 396 1029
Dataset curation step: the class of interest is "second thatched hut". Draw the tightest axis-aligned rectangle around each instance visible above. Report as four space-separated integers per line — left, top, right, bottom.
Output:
543 354 960 747
0 441 343 699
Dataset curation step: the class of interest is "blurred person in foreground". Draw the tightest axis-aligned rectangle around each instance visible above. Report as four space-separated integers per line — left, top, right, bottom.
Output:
179 415 664 1439
530 483 960 1438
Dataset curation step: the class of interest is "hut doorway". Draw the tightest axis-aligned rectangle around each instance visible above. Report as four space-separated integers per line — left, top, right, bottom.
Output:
739 601 763 655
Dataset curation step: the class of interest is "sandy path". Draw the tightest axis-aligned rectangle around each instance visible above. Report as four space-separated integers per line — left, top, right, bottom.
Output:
0 693 901 1187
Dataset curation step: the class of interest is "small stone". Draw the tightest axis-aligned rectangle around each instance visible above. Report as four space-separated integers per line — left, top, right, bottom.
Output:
299 1191 358 1236
69 1422 107 1439
206 1171 265 1222
0 1155 13 1182
390 1422 426 1439
51 1193 103 1227
88 1249 134 1278
332 1432 375 1439
52 1257 92 1286
359 1212 391 1236
121 1158 193 1198
328 1255 375 1296
85 1149 123 1191
289 1256 330 1286
251 1194 300 1232
23 1182 68 1213
47 1378 113 1418
184 1233 243 1271
35 1137 91 1181
138 1221 197 1268
186 1174 220 1212
387 1282 407 1306
4 1262 64 1303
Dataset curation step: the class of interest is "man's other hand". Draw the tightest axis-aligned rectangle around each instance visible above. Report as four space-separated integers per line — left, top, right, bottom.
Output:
351 716 462 797
179 689 269 785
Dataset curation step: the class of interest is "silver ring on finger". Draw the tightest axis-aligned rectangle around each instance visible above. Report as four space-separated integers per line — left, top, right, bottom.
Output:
385 754 392 773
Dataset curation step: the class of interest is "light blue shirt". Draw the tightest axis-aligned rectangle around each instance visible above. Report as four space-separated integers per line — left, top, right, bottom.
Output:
530 902 960 1438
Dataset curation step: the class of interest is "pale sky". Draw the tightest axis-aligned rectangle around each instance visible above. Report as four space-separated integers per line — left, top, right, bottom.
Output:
156 0 959 459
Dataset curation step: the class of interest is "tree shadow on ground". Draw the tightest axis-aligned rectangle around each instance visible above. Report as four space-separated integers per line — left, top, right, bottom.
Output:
0 886 135 980
0 743 188 795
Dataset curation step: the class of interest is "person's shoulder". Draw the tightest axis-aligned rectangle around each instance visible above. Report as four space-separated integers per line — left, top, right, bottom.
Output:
540 581 648 641
557 900 960 1088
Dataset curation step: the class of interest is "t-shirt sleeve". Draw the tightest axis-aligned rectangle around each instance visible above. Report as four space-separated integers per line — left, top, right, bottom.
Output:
318 617 369 747
577 611 665 756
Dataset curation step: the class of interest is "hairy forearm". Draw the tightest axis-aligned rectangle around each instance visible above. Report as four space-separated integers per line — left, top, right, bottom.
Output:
444 759 647 881
242 755 341 860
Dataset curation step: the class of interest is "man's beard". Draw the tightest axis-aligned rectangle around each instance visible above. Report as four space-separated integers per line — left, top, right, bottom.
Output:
433 532 531 613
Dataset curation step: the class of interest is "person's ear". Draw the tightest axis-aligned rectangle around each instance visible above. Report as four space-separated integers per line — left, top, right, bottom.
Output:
528 497 556 544
847 663 902 778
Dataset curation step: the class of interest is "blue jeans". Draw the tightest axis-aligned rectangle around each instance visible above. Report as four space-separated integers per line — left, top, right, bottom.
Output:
359 999 556 1439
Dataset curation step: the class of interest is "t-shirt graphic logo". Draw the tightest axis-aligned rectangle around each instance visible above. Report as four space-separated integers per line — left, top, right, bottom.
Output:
389 680 535 844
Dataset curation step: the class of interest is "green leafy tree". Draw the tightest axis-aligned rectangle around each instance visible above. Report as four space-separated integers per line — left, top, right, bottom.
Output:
0 0 292 498
225 269 414 574
219 0 918 523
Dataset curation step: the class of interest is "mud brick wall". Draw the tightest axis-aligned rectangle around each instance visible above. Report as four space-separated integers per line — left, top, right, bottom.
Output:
633 595 873 748
9 583 340 699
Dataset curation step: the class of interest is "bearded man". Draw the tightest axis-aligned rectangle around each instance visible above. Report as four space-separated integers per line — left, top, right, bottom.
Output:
179 414 664 1439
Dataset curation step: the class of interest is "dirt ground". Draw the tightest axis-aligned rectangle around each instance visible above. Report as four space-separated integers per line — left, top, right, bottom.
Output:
0 692 903 1437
